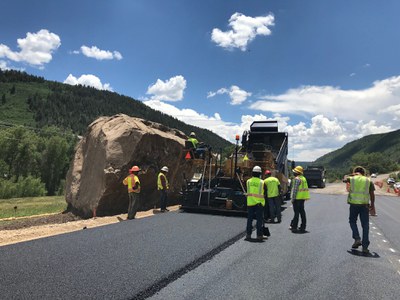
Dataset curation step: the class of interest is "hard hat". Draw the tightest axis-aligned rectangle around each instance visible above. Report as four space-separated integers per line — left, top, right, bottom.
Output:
293 166 303 174
161 166 169 172
353 166 366 175
252 166 262 173
265 170 271 175
129 166 140 173
190 132 196 137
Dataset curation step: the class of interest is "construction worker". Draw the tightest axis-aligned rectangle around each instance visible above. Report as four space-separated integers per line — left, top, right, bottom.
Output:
246 166 266 241
345 166 375 254
158 166 170 212
289 166 309 233
188 132 199 149
122 166 141 220
264 170 282 223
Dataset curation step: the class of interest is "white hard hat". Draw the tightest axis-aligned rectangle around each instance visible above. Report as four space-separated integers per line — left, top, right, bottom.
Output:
252 166 262 173
161 166 169 172
190 132 196 137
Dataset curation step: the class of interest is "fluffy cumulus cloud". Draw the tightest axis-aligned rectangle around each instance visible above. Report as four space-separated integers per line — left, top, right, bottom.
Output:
79 45 123 60
211 12 274 51
250 76 400 123
207 85 251 105
144 75 400 161
0 29 60 68
64 74 113 91
146 75 186 101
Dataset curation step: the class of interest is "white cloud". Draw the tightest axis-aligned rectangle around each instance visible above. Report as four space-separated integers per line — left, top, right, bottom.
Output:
79 45 123 60
211 12 274 51
146 75 186 101
0 29 60 68
207 85 251 105
63 74 113 91
250 76 400 125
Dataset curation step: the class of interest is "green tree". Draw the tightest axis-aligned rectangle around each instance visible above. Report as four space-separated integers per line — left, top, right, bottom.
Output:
1 94 5 104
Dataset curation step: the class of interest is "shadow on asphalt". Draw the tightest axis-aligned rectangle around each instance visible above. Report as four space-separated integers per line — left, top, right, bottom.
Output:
244 237 267 243
347 249 380 258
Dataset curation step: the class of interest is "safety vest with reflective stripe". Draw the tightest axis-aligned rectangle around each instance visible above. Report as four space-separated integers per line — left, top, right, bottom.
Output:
264 177 280 198
123 174 140 193
246 177 265 207
347 175 370 205
296 175 310 200
188 137 198 148
157 172 169 190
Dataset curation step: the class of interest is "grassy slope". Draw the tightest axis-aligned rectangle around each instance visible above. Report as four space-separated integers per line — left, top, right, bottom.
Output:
0 196 66 219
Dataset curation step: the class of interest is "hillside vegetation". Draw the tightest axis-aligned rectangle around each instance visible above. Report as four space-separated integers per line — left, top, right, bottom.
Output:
0 70 231 150
314 130 400 179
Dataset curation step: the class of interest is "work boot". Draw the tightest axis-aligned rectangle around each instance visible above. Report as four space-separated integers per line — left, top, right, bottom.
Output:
257 235 263 241
362 247 370 254
245 234 251 240
352 239 362 249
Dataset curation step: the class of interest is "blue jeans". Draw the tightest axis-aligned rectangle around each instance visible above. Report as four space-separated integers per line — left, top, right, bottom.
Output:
160 190 167 210
292 200 306 230
349 205 370 248
247 204 263 237
268 196 282 221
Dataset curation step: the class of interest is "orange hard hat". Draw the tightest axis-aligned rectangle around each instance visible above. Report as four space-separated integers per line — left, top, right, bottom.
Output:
129 166 140 173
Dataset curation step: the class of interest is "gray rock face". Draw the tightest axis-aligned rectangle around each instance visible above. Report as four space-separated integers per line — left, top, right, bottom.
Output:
65 114 194 217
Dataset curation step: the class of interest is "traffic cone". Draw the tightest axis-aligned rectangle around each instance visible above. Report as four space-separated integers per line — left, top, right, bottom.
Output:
185 151 191 160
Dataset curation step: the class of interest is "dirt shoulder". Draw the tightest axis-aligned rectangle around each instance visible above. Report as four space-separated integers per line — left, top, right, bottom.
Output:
0 205 180 247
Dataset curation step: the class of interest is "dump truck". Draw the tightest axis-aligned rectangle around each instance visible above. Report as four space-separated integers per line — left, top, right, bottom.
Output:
303 166 326 188
180 121 290 214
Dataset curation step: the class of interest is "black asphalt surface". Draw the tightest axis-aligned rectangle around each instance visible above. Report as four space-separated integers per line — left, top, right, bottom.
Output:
0 212 245 299
150 193 400 300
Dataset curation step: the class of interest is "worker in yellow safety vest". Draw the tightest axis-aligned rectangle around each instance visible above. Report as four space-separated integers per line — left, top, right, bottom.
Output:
245 166 266 241
158 166 170 212
289 166 309 233
264 170 282 223
123 166 141 220
187 132 199 148
344 166 375 254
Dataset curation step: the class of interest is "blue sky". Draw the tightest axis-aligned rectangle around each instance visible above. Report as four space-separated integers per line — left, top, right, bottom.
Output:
1 0 400 161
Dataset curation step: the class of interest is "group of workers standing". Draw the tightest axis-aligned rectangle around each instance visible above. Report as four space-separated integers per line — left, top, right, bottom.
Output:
122 165 170 220
245 165 310 241
122 131 376 254
246 163 376 254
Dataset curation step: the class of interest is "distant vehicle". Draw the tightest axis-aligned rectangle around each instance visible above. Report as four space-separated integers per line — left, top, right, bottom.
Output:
394 182 400 189
303 166 326 188
370 173 377 178
387 178 396 185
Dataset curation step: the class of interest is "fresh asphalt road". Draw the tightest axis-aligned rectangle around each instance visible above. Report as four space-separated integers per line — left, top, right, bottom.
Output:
150 193 400 300
1 193 400 300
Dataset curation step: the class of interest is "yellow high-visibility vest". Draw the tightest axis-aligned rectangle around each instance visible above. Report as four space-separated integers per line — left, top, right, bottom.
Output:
347 175 370 205
157 172 169 190
123 174 140 193
246 177 265 207
295 175 309 200
264 177 280 198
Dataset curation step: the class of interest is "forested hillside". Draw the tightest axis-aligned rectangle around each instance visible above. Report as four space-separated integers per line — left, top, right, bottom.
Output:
0 70 231 150
314 129 400 179
0 70 232 198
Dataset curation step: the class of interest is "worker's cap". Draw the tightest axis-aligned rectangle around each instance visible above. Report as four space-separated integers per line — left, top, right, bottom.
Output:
129 166 140 173
161 166 169 172
189 132 196 137
353 166 366 175
252 166 262 173
292 166 303 174
264 170 271 175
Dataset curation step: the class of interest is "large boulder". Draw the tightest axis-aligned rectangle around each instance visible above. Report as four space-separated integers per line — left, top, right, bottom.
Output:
65 114 195 218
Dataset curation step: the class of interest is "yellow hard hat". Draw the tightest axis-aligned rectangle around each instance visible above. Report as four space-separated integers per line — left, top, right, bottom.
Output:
293 166 303 174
